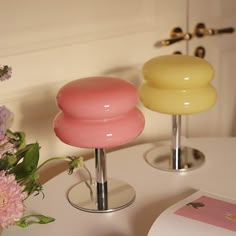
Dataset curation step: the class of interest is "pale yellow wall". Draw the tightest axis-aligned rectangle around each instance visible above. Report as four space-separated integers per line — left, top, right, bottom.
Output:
3 0 234 165
1 0 185 163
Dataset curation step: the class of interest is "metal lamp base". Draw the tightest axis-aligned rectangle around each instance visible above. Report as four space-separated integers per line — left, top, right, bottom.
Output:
145 146 205 172
67 178 136 213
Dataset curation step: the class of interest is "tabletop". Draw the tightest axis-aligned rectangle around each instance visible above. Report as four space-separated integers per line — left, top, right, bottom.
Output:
2 137 236 236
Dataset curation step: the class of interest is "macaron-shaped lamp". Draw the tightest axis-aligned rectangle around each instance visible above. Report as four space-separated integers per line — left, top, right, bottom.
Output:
139 55 217 171
54 77 145 212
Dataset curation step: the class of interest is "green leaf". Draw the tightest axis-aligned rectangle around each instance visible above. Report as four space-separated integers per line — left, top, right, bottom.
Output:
16 215 55 228
10 143 40 180
23 173 43 196
0 159 8 170
15 131 26 149
22 143 40 171
7 154 17 166
14 144 33 161
6 130 26 150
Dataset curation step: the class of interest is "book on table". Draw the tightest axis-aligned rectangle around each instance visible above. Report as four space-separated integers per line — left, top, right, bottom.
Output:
148 191 236 236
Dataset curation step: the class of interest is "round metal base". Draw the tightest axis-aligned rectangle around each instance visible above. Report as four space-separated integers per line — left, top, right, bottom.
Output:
145 146 205 172
67 178 136 213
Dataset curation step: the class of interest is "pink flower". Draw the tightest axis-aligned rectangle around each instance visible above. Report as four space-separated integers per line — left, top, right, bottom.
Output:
0 171 27 228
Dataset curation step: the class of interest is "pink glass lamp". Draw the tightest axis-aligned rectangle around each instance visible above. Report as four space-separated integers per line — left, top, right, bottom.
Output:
139 55 217 171
54 76 145 212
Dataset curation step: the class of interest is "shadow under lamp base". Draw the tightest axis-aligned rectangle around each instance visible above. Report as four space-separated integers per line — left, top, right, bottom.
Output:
67 178 136 213
145 146 205 172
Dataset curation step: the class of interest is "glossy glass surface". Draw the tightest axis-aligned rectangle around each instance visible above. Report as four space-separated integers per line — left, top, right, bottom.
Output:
56 77 138 119
140 84 216 114
143 55 214 89
140 55 217 114
54 108 144 148
54 77 145 148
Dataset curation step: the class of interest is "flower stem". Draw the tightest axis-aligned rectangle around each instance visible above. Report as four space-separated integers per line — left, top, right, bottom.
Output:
36 157 69 172
84 164 93 185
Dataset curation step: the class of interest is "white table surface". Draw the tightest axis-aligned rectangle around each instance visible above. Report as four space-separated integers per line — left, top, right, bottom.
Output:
3 137 236 236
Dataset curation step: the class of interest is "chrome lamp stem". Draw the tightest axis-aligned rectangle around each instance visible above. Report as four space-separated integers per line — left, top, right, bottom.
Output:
95 148 108 210
171 115 182 169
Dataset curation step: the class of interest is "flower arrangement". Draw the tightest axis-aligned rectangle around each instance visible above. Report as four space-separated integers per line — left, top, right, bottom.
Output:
0 65 86 229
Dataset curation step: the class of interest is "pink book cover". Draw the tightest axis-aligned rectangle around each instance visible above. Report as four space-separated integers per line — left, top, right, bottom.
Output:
148 191 236 236
175 195 236 232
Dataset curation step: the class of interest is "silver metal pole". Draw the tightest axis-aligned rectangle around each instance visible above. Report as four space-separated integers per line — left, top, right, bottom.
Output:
171 115 182 169
95 148 108 210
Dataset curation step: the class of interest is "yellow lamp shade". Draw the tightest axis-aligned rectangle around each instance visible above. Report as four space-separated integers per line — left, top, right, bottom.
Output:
139 55 217 115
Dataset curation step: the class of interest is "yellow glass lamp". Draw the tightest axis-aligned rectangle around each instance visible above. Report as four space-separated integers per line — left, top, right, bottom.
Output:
139 55 217 171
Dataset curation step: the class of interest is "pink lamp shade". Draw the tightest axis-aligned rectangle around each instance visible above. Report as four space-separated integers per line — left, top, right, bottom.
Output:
54 77 145 148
